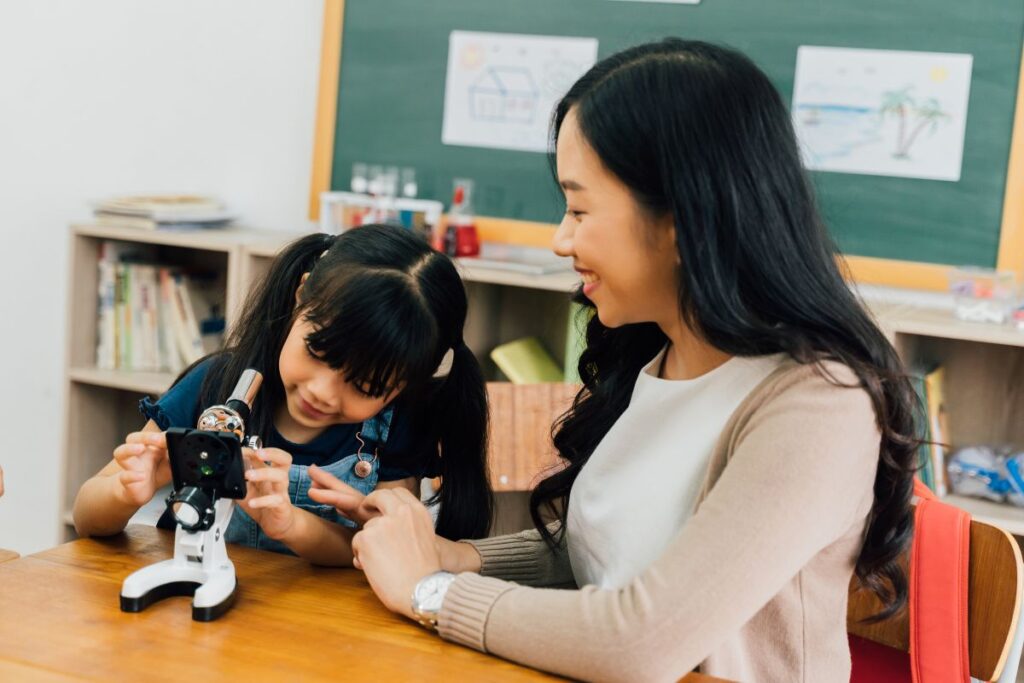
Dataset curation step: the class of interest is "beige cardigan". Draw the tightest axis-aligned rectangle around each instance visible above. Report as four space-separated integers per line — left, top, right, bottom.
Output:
438 360 881 682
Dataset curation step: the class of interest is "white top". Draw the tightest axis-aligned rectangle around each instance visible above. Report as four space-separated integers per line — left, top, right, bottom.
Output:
566 347 785 589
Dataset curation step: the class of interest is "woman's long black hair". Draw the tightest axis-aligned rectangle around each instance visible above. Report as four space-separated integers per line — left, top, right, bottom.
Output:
183 224 492 540
530 39 918 619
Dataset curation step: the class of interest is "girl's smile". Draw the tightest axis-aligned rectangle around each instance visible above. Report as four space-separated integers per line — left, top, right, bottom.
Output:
296 391 334 422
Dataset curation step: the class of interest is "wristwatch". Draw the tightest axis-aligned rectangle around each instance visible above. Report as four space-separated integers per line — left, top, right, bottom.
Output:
411 570 456 631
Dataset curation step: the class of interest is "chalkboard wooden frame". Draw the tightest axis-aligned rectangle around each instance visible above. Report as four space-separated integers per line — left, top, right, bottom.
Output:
309 0 1024 291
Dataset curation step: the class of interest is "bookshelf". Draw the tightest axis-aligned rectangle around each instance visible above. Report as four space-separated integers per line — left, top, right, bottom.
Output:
872 304 1024 536
61 224 1024 543
61 225 577 540
63 225 250 542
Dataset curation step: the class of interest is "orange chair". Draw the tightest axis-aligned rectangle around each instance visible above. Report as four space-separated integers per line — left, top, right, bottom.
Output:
848 515 1023 682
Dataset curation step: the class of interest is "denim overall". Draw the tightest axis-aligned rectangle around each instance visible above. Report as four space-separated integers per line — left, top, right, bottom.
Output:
224 406 393 554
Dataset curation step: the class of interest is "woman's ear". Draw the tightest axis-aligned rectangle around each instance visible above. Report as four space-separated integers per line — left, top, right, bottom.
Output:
655 213 681 266
295 272 310 305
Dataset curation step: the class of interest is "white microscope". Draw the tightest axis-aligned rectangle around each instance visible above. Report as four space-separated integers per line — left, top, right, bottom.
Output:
120 368 263 621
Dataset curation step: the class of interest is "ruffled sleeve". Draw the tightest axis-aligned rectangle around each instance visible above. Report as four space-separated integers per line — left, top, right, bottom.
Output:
138 358 215 430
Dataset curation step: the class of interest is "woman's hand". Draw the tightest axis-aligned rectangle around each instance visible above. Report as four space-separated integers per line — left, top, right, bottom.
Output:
239 448 297 540
307 464 381 527
351 488 443 619
111 431 172 507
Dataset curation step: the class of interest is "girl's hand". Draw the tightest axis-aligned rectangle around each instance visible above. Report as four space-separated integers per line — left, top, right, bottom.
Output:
239 448 297 541
112 431 171 507
351 488 442 619
307 464 382 527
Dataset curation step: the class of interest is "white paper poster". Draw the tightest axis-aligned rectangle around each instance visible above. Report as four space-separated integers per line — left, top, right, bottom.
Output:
792 46 973 182
442 31 598 153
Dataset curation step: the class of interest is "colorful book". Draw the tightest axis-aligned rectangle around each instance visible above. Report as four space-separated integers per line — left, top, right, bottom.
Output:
490 337 564 384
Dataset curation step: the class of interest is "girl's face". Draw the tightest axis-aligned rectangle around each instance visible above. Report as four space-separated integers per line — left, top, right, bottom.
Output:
553 107 680 329
278 316 401 429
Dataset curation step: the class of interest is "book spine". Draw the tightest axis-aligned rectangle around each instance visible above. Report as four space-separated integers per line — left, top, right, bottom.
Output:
115 263 129 370
95 243 116 370
158 268 184 373
173 273 204 364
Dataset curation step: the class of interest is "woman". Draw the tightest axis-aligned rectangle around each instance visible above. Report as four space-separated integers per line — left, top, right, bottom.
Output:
313 39 917 682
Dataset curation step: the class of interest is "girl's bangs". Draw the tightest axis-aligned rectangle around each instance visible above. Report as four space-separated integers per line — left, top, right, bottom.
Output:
302 272 439 397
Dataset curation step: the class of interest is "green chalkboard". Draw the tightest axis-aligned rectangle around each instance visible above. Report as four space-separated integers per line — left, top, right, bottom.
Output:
326 0 1024 270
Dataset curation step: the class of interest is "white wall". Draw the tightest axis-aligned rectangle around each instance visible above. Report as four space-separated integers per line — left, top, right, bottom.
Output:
0 1 323 553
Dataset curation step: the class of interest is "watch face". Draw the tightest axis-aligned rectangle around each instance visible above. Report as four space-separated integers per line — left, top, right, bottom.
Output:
416 573 452 613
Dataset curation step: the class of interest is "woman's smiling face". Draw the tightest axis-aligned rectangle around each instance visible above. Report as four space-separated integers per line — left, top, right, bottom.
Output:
552 107 681 329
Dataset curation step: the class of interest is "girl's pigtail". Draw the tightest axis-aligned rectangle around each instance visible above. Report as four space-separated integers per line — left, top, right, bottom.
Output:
427 342 493 540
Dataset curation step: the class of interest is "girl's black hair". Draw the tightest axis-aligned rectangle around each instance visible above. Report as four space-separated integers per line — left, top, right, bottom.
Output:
531 38 918 619
181 224 492 539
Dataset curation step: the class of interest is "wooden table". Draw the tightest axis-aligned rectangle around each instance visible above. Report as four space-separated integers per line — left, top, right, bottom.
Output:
0 526 728 682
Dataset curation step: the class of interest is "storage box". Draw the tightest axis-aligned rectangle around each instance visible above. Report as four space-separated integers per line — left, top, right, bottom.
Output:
947 267 1017 324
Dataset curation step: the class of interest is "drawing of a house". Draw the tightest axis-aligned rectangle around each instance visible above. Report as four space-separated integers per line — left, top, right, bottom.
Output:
469 66 539 124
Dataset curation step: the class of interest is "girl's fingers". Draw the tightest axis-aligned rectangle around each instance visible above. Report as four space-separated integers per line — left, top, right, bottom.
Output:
247 493 288 510
113 443 146 463
307 487 362 510
308 464 358 493
244 467 288 485
118 470 146 484
257 448 292 468
125 431 167 449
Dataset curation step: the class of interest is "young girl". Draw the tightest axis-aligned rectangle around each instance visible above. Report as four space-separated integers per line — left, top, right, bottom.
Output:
73 224 493 564
316 39 920 680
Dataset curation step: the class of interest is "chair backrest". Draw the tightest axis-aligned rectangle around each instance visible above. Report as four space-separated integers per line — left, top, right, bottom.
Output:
848 517 1023 682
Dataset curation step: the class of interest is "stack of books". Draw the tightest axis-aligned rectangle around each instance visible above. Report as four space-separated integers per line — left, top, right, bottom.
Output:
95 241 225 373
92 195 234 231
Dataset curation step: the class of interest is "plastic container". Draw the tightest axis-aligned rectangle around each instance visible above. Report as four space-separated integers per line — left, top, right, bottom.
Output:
947 267 1017 324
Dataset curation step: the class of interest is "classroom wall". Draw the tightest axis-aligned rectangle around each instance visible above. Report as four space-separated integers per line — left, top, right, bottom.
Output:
0 1 322 553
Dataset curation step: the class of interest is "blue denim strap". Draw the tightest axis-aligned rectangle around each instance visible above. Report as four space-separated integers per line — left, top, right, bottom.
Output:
358 405 394 446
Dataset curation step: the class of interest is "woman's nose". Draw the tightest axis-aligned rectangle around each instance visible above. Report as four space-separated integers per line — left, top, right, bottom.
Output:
552 216 575 258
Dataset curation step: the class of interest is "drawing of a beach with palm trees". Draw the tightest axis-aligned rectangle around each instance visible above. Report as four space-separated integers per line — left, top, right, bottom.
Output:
792 46 972 182
879 88 951 159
